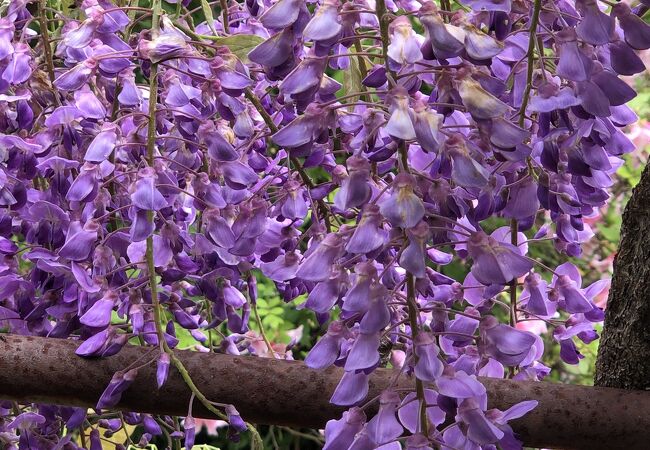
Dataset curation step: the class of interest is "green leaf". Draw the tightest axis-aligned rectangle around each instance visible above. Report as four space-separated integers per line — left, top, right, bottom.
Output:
341 56 363 108
212 34 266 62
201 0 218 36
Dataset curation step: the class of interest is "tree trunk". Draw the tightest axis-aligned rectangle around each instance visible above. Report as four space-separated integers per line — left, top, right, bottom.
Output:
595 163 650 389
2 334 650 449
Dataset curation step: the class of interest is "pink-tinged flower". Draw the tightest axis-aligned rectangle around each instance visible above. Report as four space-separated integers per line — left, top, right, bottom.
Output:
387 16 423 65
138 34 189 63
385 87 416 140
516 319 548 336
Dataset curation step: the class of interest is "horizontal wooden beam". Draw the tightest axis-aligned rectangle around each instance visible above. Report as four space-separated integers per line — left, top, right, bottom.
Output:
0 335 648 449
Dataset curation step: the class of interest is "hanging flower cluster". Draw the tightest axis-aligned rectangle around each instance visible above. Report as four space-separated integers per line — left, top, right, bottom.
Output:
0 0 648 448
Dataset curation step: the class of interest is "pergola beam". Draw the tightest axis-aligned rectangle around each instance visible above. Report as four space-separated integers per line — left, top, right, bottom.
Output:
1 335 649 449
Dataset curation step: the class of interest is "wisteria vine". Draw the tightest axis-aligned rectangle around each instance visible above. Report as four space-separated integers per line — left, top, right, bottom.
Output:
0 0 649 448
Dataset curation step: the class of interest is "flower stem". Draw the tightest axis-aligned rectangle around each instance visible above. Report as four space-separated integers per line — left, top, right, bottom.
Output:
252 301 276 358
143 3 261 447
220 0 230 33
518 0 542 127
405 273 429 436
38 0 59 104
375 0 395 86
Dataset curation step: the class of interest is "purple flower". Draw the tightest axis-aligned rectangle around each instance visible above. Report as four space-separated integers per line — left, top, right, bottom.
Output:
296 233 344 281
366 391 403 444
466 231 533 285
414 332 444 381
305 321 347 369
385 87 416 140
576 0 614 46
344 332 380 371
457 397 504 445
419 3 464 60
156 352 170 388
138 35 190 63
380 173 425 229
85 123 118 163
458 74 510 120
330 370 369 406
79 295 115 328
334 156 372 211
479 316 536 366
398 390 446 433
54 59 97 91
131 167 167 210
346 204 387 254
387 17 423 64
96 369 138 409
303 0 342 43
323 407 366 450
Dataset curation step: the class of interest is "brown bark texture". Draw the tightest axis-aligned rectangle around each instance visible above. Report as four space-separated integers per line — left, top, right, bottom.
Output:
596 162 650 390
1 335 650 449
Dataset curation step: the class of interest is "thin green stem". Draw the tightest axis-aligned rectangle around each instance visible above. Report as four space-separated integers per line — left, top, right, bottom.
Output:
518 0 543 127
37 0 60 105
253 301 276 357
405 273 429 436
244 87 336 231
375 0 395 86
220 0 230 33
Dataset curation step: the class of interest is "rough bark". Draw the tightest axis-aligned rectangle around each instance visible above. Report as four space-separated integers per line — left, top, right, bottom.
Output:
596 163 650 389
2 335 650 449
